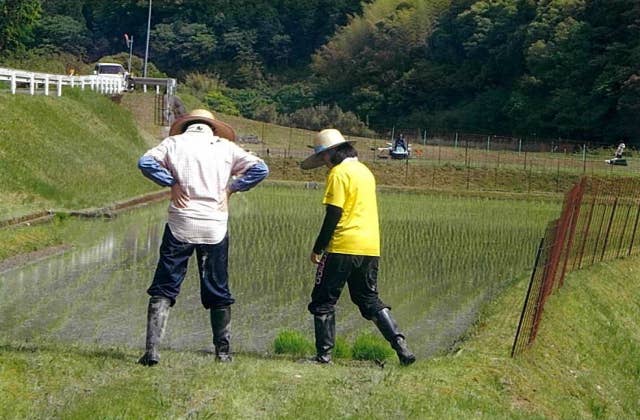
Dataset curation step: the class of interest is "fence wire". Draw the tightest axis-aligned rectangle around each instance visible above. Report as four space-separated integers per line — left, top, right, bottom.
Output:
248 130 638 184
512 176 640 356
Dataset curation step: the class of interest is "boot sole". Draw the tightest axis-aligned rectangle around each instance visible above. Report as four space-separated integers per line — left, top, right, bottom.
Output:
400 356 416 366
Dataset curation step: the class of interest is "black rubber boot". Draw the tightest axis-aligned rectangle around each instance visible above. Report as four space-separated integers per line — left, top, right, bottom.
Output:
210 306 232 362
313 313 335 364
373 308 416 366
138 296 171 366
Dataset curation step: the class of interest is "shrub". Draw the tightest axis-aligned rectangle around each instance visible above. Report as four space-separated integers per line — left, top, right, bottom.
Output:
204 90 240 116
224 87 276 120
351 332 394 361
252 102 279 123
279 104 374 137
274 82 315 114
333 336 352 359
273 330 313 357
183 73 226 99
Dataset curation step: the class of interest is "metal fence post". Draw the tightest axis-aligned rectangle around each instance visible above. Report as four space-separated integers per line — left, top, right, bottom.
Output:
628 200 640 256
576 181 597 270
555 158 560 192
591 202 608 265
511 236 545 357
600 197 618 261
616 202 633 258
559 180 585 286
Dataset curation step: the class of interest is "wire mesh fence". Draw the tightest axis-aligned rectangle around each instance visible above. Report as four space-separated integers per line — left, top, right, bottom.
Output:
243 127 637 181
511 176 640 356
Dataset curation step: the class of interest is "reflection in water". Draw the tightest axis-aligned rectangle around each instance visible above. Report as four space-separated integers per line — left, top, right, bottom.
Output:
0 190 551 358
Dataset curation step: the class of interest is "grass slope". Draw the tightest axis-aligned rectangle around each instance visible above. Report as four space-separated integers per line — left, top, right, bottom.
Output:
0 90 156 219
1 256 638 418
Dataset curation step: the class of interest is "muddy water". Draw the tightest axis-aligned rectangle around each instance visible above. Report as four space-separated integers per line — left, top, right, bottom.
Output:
0 190 548 358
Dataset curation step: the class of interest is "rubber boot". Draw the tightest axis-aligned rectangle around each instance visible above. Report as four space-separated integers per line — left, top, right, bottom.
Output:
373 308 416 366
210 306 232 362
138 296 171 366
313 313 335 363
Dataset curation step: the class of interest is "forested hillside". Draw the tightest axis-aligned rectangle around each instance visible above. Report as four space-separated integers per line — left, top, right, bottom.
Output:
1 0 638 143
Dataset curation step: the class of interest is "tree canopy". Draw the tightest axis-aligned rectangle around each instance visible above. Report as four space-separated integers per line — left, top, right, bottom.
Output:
0 0 638 143
311 0 639 141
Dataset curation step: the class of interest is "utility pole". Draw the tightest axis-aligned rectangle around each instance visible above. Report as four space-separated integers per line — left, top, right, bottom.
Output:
125 34 133 73
143 0 152 77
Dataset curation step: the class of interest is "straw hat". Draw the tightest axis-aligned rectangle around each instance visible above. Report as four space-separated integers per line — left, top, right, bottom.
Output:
169 109 236 141
300 129 356 170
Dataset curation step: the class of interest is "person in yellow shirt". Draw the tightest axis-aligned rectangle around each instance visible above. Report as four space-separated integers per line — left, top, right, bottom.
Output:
300 129 415 365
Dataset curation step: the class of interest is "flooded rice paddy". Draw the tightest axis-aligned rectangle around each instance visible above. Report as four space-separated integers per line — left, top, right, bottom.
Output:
0 184 559 358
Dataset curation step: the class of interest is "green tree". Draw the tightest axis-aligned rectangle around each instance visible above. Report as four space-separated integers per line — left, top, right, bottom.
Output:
34 14 91 56
0 0 41 54
312 0 451 128
219 29 265 87
151 22 216 76
512 0 640 141
204 89 241 116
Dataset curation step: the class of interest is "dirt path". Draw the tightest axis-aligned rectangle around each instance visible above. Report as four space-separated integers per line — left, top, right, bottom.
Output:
0 190 170 272
0 190 169 229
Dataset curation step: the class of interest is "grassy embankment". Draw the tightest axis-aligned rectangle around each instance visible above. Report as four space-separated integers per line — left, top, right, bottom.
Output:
0 90 162 260
0 90 156 215
1 253 638 418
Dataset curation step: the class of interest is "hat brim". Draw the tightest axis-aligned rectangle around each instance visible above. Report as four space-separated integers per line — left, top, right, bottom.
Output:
169 115 236 141
300 140 356 170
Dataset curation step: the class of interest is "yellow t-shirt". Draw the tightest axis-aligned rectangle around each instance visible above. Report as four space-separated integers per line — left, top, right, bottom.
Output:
322 158 380 256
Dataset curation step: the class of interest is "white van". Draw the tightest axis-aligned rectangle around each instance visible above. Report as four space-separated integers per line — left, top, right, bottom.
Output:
93 62 131 93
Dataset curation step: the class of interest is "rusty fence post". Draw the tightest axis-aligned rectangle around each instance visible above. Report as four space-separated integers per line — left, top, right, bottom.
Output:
628 200 640 256
591 201 608 265
600 197 619 261
576 180 598 270
559 179 585 287
616 202 633 258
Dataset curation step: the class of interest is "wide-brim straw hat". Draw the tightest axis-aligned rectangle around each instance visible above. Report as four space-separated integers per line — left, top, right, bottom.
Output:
169 109 236 141
300 128 356 170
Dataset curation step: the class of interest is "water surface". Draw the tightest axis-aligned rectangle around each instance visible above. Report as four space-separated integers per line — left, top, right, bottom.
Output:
0 186 557 358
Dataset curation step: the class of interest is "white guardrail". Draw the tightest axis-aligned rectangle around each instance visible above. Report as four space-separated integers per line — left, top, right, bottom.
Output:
0 66 127 96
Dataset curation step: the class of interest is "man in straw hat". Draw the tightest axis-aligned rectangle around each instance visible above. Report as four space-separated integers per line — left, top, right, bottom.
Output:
137 109 269 365
301 128 416 365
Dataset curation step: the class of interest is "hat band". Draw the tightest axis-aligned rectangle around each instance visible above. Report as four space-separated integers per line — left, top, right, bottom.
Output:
314 145 329 153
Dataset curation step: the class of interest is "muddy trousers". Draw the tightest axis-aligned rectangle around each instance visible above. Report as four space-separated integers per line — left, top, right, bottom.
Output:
147 225 235 309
